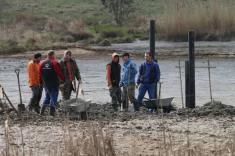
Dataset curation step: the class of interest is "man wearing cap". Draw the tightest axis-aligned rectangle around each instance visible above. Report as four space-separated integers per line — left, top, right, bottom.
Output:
106 53 122 111
39 50 65 116
137 52 160 110
59 50 81 100
27 53 42 113
119 53 138 111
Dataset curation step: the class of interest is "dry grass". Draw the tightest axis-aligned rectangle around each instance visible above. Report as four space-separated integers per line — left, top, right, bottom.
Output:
158 0 235 41
1 119 116 156
1 117 235 156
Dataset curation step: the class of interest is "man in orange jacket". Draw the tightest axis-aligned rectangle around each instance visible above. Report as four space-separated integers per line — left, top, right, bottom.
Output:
27 53 42 114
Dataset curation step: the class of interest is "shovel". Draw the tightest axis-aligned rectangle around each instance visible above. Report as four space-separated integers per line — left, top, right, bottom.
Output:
15 69 26 112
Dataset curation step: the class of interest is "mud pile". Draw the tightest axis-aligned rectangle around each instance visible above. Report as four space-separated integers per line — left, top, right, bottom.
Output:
86 103 150 121
178 101 235 117
1 101 235 125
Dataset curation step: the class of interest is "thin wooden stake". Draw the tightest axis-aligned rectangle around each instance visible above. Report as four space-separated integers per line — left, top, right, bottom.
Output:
208 59 213 103
178 60 184 108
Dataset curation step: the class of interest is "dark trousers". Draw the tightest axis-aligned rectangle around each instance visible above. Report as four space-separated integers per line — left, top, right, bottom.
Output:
28 85 42 109
137 83 157 108
109 86 122 111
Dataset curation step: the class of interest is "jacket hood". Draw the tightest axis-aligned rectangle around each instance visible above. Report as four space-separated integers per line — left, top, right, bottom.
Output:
112 53 120 60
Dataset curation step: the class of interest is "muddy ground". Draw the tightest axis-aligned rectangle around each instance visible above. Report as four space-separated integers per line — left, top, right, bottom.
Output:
0 101 235 155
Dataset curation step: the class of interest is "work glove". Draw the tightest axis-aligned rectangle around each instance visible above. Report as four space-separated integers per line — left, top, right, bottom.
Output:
136 84 140 89
59 83 65 89
108 85 112 90
119 82 124 87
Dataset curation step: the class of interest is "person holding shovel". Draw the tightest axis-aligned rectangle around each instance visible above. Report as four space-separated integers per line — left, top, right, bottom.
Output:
119 53 138 111
59 50 81 100
27 53 42 114
40 50 65 116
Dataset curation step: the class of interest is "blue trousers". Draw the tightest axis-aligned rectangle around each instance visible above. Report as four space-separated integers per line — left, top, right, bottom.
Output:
137 83 157 105
43 87 59 108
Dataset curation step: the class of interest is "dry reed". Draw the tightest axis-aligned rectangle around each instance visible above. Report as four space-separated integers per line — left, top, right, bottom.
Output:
158 0 235 41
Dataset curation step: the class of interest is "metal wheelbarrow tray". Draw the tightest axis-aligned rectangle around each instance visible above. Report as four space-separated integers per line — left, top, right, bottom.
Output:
60 98 91 120
143 97 175 113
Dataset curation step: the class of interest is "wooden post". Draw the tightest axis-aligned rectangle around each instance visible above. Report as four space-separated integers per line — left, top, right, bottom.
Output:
186 31 196 108
150 20 156 60
178 60 184 108
207 59 213 102
185 61 190 108
149 20 158 99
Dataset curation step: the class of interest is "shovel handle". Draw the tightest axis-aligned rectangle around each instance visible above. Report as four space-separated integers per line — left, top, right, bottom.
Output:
15 68 23 105
15 69 20 75
75 80 80 99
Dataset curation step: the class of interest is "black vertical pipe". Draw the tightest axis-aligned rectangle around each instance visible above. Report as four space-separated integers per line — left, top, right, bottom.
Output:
150 20 155 60
188 31 195 108
185 61 190 108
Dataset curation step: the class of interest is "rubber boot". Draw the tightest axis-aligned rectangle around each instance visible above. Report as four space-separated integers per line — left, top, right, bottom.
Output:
133 100 140 111
50 107 55 116
34 107 40 114
34 103 41 114
40 105 46 116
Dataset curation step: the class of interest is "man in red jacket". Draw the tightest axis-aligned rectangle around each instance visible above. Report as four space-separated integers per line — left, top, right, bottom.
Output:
40 50 65 116
106 53 122 111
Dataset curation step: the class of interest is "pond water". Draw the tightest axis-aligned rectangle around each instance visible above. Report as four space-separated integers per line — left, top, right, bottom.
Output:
0 56 234 108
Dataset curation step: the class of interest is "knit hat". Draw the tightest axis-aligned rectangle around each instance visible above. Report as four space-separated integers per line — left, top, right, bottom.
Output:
34 53 42 59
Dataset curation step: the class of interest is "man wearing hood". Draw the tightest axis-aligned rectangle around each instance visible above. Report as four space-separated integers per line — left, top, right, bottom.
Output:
60 50 81 100
106 53 122 111
119 53 138 111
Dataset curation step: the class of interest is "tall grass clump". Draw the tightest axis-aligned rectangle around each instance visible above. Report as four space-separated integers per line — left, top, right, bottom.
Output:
158 0 235 41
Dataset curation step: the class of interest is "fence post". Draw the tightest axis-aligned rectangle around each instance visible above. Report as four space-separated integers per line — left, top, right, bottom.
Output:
185 61 190 108
185 31 196 108
150 20 156 60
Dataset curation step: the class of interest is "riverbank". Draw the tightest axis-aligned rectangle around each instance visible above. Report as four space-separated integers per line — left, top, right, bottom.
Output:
1 41 235 59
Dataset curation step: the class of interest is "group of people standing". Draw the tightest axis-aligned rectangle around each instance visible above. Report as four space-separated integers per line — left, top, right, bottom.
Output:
106 52 160 112
26 50 160 116
27 50 81 116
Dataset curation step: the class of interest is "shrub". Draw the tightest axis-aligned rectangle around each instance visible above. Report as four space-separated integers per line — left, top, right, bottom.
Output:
68 19 93 40
0 39 25 54
95 25 127 38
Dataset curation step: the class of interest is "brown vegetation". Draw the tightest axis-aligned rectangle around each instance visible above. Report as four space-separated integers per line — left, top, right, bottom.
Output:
158 0 235 41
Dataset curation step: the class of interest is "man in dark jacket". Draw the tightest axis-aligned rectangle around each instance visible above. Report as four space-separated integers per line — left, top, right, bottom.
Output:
40 50 65 116
106 53 122 111
137 52 160 110
60 50 81 100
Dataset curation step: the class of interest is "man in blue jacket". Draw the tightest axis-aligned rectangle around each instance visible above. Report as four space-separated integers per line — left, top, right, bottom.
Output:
119 53 138 111
137 52 160 110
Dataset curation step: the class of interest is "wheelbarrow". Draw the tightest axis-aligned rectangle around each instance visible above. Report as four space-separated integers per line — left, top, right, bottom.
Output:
143 97 175 113
60 98 91 120
15 69 26 112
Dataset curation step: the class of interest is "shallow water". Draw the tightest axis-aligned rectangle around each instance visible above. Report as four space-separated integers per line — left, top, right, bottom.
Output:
0 56 234 108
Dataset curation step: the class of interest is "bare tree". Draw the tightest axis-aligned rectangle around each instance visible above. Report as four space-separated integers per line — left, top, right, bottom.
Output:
101 0 134 25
